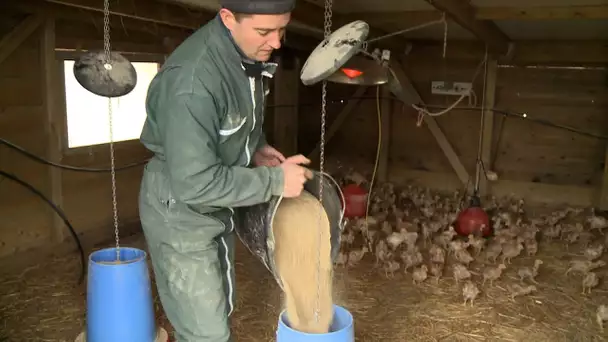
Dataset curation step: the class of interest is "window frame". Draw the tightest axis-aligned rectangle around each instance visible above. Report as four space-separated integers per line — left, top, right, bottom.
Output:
56 51 164 157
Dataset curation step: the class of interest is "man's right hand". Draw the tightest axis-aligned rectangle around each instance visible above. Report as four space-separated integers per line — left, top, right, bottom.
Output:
280 155 313 198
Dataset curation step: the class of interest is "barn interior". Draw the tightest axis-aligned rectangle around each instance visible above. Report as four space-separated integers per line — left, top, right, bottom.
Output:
1 0 608 340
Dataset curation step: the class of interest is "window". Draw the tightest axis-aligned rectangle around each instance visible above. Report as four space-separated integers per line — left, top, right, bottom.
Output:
63 60 159 148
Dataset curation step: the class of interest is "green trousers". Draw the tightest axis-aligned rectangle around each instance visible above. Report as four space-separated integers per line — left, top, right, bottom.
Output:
139 162 236 342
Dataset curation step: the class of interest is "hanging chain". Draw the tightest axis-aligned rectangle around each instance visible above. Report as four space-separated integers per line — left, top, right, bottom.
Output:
103 0 121 261
314 0 333 323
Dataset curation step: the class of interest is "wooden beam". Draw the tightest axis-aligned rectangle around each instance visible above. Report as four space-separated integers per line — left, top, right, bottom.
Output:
377 86 391 182
292 1 409 52
40 16 65 243
308 86 369 164
43 0 211 30
273 53 300 157
479 59 497 196
600 147 608 210
6 0 193 39
337 5 608 24
408 40 608 66
389 60 470 186
422 0 511 55
476 5 608 20
0 14 44 66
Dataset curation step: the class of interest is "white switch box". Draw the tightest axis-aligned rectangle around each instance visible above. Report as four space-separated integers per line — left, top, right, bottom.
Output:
431 81 473 96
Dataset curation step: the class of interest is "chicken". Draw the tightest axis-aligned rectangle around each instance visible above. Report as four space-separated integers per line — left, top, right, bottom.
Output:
462 280 480 306
584 244 604 261
412 265 428 285
433 226 457 249
455 249 474 265
347 246 368 267
509 284 537 301
483 264 507 286
383 260 400 278
400 249 424 273
428 244 446 264
597 305 608 331
428 263 443 284
582 272 600 294
467 234 486 256
565 260 606 275
449 239 470 256
518 259 543 284
334 251 348 267
524 238 538 256
453 263 472 284
484 241 503 263
374 240 390 266
501 238 524 264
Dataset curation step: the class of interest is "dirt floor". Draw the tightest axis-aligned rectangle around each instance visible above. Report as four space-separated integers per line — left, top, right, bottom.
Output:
1 230 607 342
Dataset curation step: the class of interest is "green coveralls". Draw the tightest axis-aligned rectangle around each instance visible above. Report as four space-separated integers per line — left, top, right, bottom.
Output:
138 15 284 341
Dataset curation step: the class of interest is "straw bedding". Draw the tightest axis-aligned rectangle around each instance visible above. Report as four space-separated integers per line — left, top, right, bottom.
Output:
0 229 606 341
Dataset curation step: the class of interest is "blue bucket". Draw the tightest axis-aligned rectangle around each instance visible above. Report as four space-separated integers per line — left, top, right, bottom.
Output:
277 305 354 342
86 247 156 342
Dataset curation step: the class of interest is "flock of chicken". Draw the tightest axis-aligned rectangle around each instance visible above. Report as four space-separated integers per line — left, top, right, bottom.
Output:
331 176 608 331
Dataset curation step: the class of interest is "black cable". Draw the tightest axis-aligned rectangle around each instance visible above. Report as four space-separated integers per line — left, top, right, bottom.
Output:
0 170 85 285
0 138 148 172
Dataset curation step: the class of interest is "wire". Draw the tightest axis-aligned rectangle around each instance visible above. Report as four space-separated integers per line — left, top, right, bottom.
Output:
364 85 383 228
0 138 148 172
0 170 85 285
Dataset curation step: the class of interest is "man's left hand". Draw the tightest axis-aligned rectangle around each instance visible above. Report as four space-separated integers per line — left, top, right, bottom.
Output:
253 145 286 167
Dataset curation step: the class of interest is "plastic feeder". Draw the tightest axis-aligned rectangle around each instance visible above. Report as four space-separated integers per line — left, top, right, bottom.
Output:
75 247 163 342
235 171 345 289
276 304 354 342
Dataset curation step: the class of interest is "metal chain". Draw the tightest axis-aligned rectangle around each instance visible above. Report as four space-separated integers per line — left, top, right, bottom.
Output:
314 0 333 323
103 0 121 261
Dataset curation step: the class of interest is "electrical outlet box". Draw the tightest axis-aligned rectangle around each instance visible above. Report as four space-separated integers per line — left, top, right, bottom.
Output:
431 81 472 96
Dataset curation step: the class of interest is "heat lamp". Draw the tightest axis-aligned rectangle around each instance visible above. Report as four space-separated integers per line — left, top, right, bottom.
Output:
300 20 390 86
73 50 138 98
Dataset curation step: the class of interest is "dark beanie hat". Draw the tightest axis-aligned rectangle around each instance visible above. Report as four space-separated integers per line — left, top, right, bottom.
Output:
220 0 296 14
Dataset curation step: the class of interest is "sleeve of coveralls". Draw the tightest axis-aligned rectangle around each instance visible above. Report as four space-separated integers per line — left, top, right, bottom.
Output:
160 91 285 207
256 131 268 151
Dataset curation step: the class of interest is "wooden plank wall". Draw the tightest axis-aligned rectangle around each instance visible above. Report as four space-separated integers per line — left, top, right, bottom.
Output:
0 24 150 260
297 48 607 207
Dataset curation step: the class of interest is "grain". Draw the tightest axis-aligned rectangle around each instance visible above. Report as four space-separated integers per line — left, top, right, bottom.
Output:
272 190 334 334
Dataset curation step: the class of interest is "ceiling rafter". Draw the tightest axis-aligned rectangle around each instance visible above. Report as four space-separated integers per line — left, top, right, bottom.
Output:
422 0 511 55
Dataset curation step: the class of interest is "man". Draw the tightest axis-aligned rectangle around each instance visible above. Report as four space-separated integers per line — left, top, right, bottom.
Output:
138 0 309 340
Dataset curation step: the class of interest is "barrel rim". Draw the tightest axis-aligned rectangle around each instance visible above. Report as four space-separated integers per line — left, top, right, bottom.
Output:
277 304 354 336
89 247 147 266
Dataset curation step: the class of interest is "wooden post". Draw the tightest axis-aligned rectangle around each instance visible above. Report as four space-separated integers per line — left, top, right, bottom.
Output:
599 147 608 210
273 53 300 156
0 14 44 66
479 59 498 196
377 86 391 182
41 16 64 243
389 61 470 186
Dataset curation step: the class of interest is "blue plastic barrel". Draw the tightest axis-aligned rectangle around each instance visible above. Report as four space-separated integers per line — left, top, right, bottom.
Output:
276 305 354 342
86 247 156 342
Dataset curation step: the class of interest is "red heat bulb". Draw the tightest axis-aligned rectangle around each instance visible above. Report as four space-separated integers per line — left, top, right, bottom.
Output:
341 68 364 78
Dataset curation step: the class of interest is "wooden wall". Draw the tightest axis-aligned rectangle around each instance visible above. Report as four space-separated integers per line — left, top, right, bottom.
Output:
0 21 151 261
296 46 608 207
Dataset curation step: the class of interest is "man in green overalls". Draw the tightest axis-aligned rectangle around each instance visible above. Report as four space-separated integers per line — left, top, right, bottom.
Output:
138 0 310 340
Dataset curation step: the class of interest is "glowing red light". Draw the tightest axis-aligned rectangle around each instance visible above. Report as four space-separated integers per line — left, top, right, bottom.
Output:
341 68 363 78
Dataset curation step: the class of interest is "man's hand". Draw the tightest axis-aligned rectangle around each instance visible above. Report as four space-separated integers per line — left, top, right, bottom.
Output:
253 145 285 167
280 155 314 198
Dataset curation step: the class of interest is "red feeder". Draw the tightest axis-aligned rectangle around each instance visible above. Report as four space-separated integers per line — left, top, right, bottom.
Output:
455 195 491 237
341 184 368 218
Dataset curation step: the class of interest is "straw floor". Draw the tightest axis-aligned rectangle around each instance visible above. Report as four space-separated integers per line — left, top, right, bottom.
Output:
1 231 607 342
